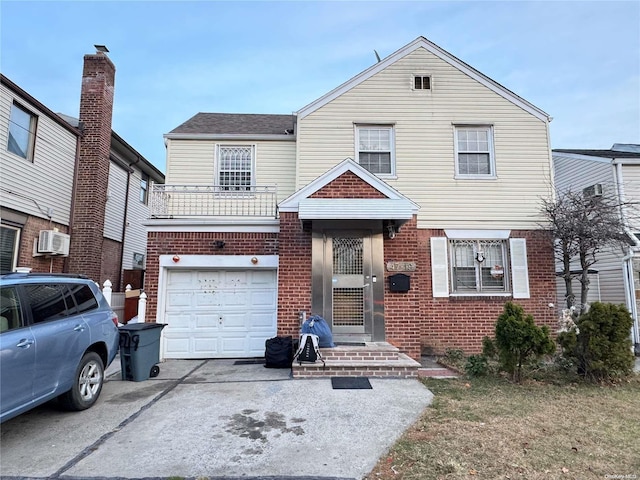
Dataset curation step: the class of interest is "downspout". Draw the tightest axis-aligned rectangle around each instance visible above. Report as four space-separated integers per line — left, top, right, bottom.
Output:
614 160 640 352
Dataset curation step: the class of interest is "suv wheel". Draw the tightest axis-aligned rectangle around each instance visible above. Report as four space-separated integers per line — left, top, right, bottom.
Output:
59 352 104 411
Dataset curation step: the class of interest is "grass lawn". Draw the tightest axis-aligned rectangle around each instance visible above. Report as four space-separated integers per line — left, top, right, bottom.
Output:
366 374 640 480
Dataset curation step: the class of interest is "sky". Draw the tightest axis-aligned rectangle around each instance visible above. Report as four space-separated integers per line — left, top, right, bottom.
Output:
1 1 639 173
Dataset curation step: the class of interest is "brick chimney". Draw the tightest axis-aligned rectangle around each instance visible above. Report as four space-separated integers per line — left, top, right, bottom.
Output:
67 48 115 283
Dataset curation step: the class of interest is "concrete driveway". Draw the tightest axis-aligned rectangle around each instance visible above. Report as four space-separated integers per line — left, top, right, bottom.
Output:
0 358 433 480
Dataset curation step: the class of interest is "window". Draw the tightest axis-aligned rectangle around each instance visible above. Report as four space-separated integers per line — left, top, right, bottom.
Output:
356 125 395 176
25 284 76 323
217 145 254 191
0 225 19 274
140 173 149 204
449 239 508 293
7 102 37 161
0 286 23 333
454 126 495 178
68 284 99 314
413 75 431 90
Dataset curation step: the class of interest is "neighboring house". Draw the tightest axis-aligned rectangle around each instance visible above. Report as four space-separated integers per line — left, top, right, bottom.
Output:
146 36 557 363
0 47 163 292
553 144 640 351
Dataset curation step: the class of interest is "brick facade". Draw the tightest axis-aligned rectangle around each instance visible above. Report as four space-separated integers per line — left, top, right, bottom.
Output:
17 216 68 273
68 52 115 284
145 231 279 321
101 238 123 291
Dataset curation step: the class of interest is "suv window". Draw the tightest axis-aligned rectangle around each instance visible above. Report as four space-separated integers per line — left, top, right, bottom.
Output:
25 284 76 323
68 284 98 313
0 286 23 332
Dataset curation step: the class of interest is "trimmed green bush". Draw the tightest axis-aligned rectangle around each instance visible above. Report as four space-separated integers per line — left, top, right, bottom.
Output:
465 354 489 377
557 302 634 381
494 302 555 382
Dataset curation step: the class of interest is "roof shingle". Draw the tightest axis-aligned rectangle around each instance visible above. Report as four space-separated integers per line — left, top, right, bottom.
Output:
169 113 297 136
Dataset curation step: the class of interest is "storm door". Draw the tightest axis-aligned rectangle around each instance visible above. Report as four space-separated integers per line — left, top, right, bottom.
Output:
328 233 372 339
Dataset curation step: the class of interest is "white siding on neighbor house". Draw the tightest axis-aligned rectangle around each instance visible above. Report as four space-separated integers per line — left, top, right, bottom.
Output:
0 84 77 225
553 154 614 193
621 164 640 231
103 161 128 241
122 168 151 271
296 47 553 229
165 138 296 202
556 247 627 308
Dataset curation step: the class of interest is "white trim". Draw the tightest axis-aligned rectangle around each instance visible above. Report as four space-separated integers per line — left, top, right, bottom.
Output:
454 125 496 179
355 124 396 177
298 198 414 220
145 218 279 233
164 133 295 141
430 237 450 297
279 157 419 213
297 36 550 122
445 229 511 239
159 254 278 269
509 238 530 299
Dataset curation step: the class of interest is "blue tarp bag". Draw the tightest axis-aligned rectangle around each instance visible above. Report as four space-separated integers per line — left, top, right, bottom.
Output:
301 315 335 348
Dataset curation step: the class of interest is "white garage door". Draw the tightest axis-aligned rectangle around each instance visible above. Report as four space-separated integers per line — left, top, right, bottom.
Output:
163 269 277 359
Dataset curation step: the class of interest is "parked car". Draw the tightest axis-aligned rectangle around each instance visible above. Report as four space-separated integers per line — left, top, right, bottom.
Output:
0 273 119 423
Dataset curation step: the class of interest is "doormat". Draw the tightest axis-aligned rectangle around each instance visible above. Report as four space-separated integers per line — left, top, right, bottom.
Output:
331 376 372 390
334 342 367 346
233 359 265 365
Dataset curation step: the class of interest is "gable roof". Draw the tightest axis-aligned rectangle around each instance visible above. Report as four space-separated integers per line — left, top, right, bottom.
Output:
279 158 419 226
297 36 551 122
167 113 297 138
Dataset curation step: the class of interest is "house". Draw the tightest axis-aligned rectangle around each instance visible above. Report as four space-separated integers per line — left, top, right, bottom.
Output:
553 144 640 352
146 36 557 370
0 47 164 292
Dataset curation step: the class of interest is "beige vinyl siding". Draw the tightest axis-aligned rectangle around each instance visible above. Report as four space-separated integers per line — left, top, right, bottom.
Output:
296 47 552 229
165 138 296 203
621 164 640 231
553 154 615 193
0 84 77 225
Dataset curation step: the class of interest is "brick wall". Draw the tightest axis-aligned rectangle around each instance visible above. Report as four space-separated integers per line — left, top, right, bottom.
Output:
101 238 122 291
419 229 557 355
68 52 115 284
310 171 388 199
17 216 68 273
145 231 279 321
276 212 312 336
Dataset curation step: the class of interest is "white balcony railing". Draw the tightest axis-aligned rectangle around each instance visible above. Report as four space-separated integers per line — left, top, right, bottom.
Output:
150 184 278 218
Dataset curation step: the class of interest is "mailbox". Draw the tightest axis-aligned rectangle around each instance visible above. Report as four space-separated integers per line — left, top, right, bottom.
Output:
389 273 410 292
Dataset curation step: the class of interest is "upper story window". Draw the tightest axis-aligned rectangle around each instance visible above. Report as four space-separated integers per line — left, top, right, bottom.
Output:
140 173 149 204
413 75 431 90
450 239 508 294
7 102 37 162
217 145 254 191
356 125 395 176
454 125 495 178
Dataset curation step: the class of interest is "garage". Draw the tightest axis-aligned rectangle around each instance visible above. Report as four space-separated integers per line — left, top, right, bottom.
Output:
162 268 277 359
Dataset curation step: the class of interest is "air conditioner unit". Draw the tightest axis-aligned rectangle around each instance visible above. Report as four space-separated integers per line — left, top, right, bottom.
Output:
583 183 603 198
38 230 70 255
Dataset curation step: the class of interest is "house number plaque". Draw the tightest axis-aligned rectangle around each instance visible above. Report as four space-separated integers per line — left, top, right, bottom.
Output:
386 261 416 272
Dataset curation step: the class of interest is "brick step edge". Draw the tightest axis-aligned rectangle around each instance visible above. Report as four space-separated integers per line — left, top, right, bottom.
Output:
417 367 459 378
292 353 420 369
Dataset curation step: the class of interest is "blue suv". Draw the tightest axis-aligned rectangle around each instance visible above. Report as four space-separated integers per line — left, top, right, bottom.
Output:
0 273 119 423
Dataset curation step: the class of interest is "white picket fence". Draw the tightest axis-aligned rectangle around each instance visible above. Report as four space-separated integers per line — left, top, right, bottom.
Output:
100 280 147 324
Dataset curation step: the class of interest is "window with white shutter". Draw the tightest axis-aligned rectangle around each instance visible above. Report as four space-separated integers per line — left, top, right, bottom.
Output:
430 237 449 297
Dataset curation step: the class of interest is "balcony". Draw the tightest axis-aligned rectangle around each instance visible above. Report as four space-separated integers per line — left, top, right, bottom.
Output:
150 184 278 218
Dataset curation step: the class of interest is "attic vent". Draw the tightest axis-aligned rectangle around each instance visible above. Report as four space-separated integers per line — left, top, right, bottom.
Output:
583 183 604 198
414 75 431 90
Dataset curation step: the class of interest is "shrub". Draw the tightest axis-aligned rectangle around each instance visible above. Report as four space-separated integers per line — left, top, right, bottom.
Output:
557 302 634 382
465 355 489 377
494 302 556 382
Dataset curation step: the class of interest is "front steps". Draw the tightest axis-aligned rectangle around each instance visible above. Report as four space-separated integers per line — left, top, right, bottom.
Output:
291 342 421 378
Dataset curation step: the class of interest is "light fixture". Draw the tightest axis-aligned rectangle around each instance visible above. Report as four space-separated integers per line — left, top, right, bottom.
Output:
172 255 180 263
475 251 485 263
387 224 396 240
214 240 225 249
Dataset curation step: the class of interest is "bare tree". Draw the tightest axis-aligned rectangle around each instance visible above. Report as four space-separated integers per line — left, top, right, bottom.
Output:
541 188 633 315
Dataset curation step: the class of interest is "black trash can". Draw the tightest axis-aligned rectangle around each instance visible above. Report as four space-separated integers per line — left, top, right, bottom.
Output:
118 323 166 382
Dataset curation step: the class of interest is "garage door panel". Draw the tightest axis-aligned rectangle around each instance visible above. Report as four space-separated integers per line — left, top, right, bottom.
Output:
164 268 277 359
